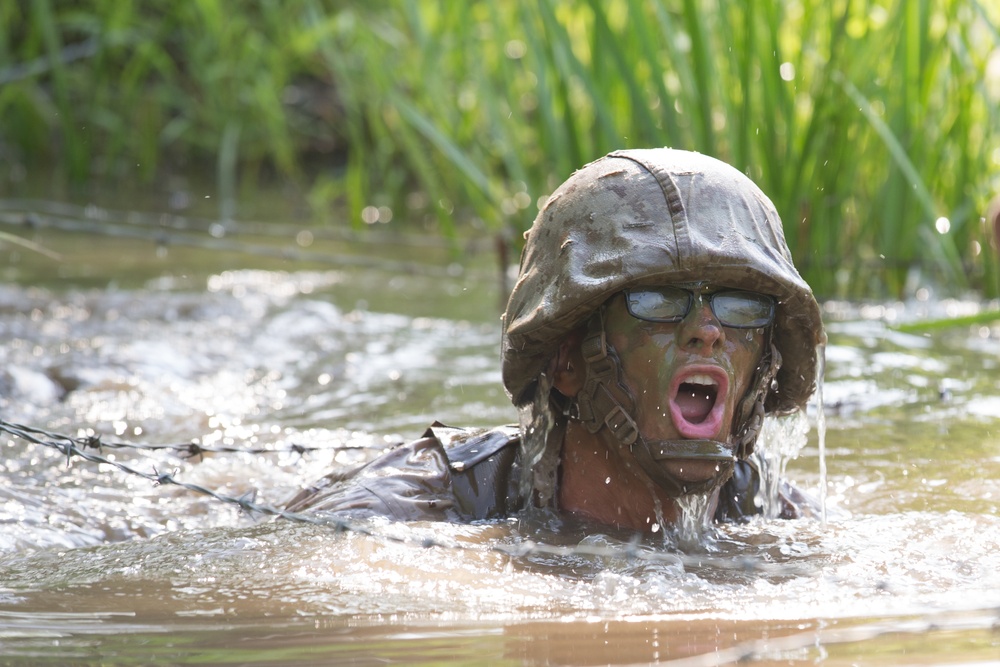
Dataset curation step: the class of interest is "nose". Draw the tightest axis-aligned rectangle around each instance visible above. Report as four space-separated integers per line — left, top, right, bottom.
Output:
677 299 725 354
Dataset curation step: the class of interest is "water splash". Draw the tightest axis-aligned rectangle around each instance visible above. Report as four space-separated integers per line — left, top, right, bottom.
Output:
674 492 716 551
751 340 827 523
752 411 809 519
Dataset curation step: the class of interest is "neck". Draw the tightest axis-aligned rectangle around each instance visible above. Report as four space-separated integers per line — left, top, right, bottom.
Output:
557 421 718 532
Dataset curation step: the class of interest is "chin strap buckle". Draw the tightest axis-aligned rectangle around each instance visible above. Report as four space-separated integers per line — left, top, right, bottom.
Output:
574 315 638 446
604 403 638 446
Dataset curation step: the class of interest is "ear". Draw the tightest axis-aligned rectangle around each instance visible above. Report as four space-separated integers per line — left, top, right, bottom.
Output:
551 329 586 398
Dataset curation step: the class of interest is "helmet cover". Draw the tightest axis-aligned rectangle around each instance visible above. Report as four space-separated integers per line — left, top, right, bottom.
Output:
501 148 824 414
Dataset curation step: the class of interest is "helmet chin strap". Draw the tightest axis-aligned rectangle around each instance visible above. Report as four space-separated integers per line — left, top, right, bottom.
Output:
569 312 779 498
733 337 781 459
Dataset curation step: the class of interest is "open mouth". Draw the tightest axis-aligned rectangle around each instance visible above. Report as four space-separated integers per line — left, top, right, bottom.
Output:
668 367 728 439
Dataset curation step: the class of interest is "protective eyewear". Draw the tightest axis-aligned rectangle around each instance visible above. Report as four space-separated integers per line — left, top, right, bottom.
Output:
625 286 775 329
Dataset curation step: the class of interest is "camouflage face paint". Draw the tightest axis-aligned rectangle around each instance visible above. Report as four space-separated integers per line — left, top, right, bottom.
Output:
602 291 764 479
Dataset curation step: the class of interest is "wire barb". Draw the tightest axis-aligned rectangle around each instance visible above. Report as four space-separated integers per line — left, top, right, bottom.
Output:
183 442 205 462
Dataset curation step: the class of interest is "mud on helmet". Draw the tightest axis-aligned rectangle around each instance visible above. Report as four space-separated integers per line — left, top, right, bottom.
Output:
501 148 824 500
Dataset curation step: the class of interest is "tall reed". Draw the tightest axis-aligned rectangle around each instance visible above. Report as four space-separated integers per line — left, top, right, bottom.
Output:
2 0 998 298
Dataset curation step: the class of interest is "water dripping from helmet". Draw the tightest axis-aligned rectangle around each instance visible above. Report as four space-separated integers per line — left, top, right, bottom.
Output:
815 340 828 525
517 371 558 507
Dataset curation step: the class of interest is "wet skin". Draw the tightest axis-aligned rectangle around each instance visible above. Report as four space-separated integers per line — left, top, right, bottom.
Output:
553 289 764 531
605 291 764 481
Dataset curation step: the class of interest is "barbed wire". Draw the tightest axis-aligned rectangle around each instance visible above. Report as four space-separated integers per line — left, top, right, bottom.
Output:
1 417 813 575
42 424 384 461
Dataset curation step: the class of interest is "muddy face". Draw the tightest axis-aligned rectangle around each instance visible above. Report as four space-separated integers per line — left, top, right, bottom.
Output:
603 291 764 483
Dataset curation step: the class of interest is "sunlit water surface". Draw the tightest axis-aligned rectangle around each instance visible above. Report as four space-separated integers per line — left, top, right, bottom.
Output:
1 225 998 666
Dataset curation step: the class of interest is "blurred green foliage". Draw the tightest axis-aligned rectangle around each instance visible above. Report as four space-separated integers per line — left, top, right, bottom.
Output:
1 0 998 298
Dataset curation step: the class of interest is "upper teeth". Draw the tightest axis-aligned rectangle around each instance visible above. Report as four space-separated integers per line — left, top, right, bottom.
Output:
685 374 718 386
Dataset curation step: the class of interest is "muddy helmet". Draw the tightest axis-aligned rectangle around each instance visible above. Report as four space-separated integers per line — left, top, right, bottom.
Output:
501 148 823 423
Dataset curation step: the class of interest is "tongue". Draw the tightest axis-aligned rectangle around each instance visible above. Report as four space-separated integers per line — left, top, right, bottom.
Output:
675 384 714 423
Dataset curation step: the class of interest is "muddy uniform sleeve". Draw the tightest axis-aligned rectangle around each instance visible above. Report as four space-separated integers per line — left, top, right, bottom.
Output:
283 424 521 522
283 436 460 521
428 423 521 520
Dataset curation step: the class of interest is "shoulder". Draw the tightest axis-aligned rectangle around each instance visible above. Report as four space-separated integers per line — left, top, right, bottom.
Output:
283 433 452 519
423 422 521 471
283 423 521 522
426 423 522 520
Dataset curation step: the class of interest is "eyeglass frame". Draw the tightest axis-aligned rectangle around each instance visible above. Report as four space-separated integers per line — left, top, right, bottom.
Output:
623 284 776 329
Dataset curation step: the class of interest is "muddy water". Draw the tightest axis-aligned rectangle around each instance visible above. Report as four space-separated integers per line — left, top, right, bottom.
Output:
1 221 999 666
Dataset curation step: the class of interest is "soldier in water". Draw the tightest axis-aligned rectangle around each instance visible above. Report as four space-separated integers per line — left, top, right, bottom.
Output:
285 148 825 532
